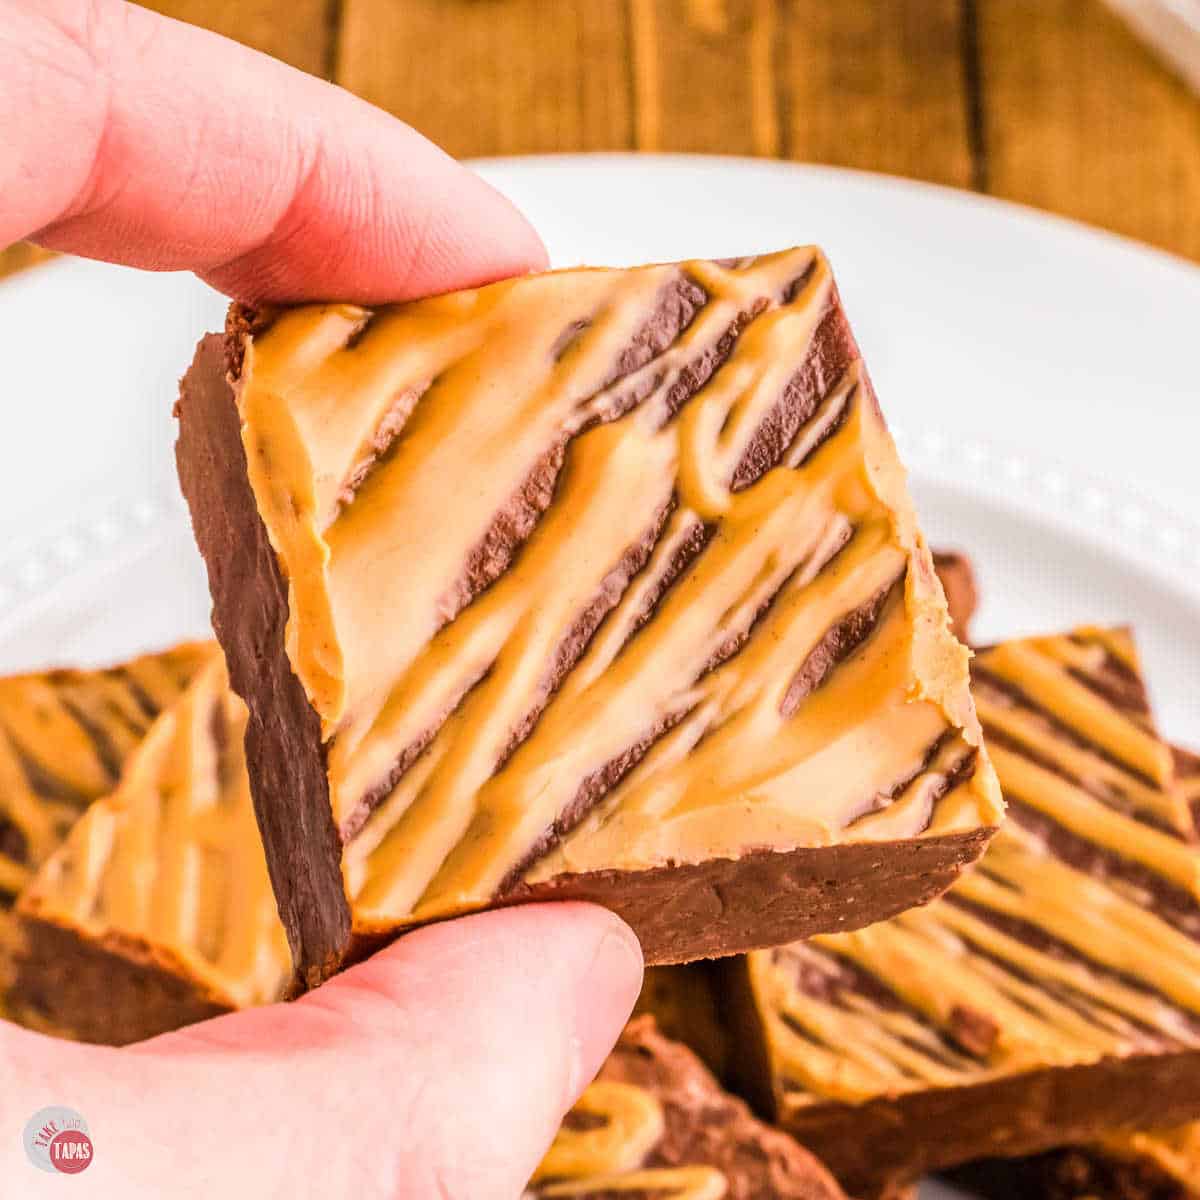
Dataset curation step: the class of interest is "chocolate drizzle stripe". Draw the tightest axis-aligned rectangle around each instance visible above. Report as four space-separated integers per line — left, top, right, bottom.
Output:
436 437 570 628
495 707 692 896
844 737 979 836
696 512 854 685
340 664 493 844
1002 796 1200 939
620 519 714 650
496 501 677 772
113 669 162 723
783 378 856 473
56 696 128 783
730 300 857 492
979 721 1183 837
594 273 710 391
5 738 88 807
423 283 720 633
780 943 980 1070
942 893 1200 1043
658 303 769 425
780 575 903 718
334 378 433 516
973 667 1164 792
1065 662 1153 720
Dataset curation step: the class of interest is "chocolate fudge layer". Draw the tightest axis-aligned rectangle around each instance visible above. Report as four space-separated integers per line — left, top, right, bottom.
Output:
11 657 290 1044
176 247 1002 987
636 966 733 1082
0 642 215 994
722 627 1200 1196
527 1015 849 1199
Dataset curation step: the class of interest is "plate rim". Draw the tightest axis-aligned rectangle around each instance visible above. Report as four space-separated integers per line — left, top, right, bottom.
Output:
469 151 1200 280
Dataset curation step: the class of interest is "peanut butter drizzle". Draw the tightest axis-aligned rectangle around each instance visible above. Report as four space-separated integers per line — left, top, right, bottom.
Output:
234 248 1000 927
0 642 215 897
530 1080 726 1199
18 657 290 1010
745 627 1200 1111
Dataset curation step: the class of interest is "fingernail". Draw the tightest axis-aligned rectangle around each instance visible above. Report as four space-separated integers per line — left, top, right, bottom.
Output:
566 919 644 1103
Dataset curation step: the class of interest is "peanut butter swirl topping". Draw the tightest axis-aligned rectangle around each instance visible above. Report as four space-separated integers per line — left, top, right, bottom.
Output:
229 247 1000 930
744 627 1200 1110
0 641 215 901
18 657 291 1010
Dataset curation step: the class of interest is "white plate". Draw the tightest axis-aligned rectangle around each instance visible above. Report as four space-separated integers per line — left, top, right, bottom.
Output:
3 155 1199 1197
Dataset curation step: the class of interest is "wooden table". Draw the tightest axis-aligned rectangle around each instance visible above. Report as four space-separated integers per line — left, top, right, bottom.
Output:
5 0 1199 276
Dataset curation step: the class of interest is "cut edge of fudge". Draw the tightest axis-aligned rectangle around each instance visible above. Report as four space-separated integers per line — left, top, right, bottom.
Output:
10 656 291 1044
10 917 234 1044
528 1014 850 1199
715 626 1200 1195
176 250 1002 989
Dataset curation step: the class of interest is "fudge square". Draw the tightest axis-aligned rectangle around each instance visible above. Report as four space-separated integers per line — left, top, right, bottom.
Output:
526 1015 850 1200
948 745 1200 1200
722 627 1200 1197
0 641 214 998
176 247 1002 987
0 641 215 904
12 656 291 1044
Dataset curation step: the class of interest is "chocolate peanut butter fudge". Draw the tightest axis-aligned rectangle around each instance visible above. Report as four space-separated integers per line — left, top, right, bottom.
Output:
177 248 1002 987
528 1015 850 1200
11 657 290 1044
721 627 1200 1196
950 742 1200 1200
0 642 215 994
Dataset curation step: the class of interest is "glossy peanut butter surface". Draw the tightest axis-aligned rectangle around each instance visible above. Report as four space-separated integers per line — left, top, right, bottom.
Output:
232 249 1000 927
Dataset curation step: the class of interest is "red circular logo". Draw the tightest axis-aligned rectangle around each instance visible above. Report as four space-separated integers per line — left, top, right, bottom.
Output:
48 1130 93 1175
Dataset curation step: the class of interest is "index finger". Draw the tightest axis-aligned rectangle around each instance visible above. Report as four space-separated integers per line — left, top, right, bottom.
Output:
1 0 547 302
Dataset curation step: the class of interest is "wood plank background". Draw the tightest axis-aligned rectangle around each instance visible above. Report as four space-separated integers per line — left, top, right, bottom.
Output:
5 0 1199 278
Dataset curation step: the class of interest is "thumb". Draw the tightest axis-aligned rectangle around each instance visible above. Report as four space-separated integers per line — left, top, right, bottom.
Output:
101 903 643 1198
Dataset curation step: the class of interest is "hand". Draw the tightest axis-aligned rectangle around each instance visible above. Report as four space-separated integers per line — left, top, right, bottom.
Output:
2 0 545 300
0 3 643 1196
5 906 643 1197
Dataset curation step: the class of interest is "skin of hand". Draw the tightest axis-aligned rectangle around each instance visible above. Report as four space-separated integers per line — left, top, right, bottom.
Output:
0 1 644 1196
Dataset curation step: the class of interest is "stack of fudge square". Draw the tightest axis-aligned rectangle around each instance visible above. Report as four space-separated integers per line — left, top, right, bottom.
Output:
4 248 1200 1198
